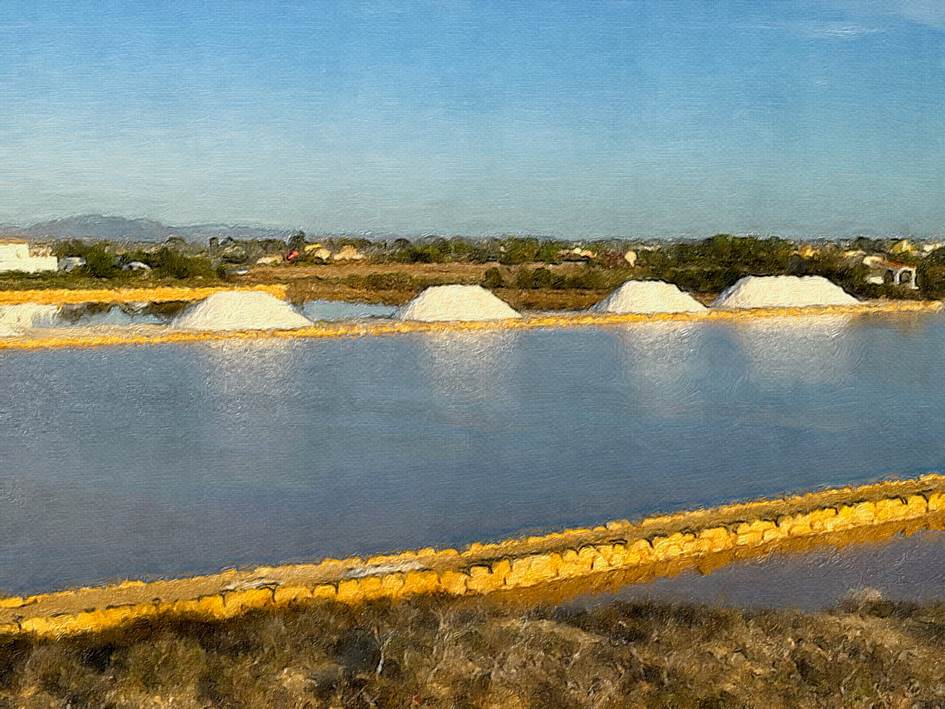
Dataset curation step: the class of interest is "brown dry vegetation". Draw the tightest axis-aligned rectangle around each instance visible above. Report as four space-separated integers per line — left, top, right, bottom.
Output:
3 595 945 708
241 261 623 310
0 261 611 310
247 262 496 282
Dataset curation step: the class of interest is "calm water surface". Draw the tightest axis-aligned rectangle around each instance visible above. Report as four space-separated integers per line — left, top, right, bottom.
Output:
581 529 945 610
301 300 396 321
1 312 944 594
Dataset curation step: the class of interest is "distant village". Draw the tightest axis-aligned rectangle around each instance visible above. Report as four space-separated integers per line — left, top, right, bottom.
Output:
2 232 945 301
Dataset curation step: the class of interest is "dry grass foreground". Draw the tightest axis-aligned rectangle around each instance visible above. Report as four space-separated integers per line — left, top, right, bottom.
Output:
2 593 945 708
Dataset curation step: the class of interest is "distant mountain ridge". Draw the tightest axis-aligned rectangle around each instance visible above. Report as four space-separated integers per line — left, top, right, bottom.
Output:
0 215 295 242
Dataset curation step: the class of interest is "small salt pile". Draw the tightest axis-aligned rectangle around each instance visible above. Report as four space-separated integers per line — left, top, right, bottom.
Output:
0 303 59 329
0 323 21 337
172 291 312 331
713 275 858 309
396 285 521 322
592 280 706 314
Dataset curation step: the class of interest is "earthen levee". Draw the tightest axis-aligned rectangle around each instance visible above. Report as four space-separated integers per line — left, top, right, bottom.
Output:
0 285 287 306
0 298 939 352
2 473 944 637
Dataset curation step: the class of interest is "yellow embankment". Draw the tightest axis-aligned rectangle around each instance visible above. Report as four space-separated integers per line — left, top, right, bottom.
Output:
0 298 940 352
2 474 945 637
0 284 287 306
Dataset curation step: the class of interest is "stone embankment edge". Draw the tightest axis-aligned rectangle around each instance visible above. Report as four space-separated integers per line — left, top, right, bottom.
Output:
0 299 940 352
2 474 945 637
0 284 287 306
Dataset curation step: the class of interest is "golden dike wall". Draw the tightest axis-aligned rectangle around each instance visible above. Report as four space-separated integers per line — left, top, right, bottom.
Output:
2 474 945 638
0 284 287 306
0 299 940 352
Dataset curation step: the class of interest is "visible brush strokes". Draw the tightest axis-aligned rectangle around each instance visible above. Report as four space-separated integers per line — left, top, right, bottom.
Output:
1 1 943 703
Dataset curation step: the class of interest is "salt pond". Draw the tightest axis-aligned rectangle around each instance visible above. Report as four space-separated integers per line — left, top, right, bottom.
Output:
1 312 944 596
0 299 396 330
301 300 396 321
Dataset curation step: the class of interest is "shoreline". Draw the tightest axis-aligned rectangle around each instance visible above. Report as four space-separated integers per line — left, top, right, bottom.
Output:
4 473 944 637
0 284 287 305
0 298 940 352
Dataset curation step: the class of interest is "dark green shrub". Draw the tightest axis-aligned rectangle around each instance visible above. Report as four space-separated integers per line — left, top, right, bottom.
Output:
81 244 120 279
287 230 306 252
481 267 505 289
148 248 215 280
498 237 540 265
342 272 416 290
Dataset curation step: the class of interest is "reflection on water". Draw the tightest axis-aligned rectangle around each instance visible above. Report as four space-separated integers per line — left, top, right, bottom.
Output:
196 339 304 399
0 303 60 328
58 302 164 327
414 330 521 405
302 300 395 321
610 322 705 418
731 315 856 385
0 299 392 330
188 340 307 465
589 529 945 611
1 302 181 328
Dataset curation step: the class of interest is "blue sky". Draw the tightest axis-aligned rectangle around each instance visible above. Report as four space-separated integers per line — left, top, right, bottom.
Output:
0 1 943 237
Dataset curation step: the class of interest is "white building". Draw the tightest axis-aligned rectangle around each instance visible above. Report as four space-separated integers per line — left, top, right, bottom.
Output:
59 256 86 272
0 239 58 274
864 257 918 290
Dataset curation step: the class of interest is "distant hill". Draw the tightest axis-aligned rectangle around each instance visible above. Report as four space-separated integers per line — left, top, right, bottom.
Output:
0 214 295 242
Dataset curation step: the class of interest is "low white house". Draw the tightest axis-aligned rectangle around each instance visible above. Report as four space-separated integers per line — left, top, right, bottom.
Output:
865 258 918 289
0 239 58 274
59 256 86 272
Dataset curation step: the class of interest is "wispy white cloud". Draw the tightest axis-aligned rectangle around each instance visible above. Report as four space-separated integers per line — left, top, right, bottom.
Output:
832 0 945 31
747 20 883 40
750 1 945 39
897 0 945 29
803 22 883 39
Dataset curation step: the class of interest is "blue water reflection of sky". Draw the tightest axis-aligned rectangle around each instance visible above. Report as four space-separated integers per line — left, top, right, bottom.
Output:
0 313 944 593
584 529 945 611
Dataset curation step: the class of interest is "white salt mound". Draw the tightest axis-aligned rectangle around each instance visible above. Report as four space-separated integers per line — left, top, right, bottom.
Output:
713 275 858 309
172 291 312 331
0 323 21 337
592 280 706 314
396 285 521 322
0 303 59 328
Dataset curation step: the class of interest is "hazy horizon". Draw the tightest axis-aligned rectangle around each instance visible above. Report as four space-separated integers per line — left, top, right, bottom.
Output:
2 1 944 238
3 212 944 242
7 214 945 242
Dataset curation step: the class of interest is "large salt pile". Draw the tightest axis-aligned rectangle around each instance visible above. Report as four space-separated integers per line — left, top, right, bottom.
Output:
396 285 521 322
713 275 858 309
172 291 312 331
592 280 706 314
